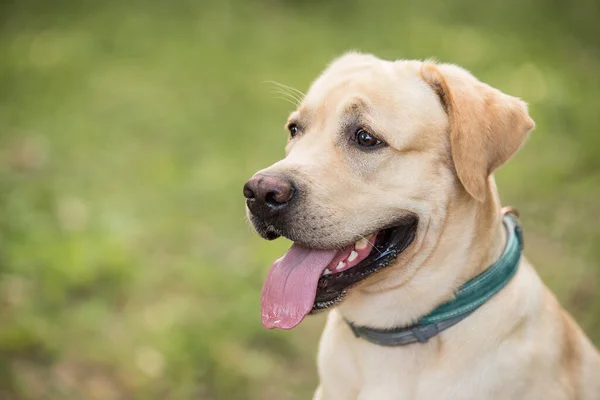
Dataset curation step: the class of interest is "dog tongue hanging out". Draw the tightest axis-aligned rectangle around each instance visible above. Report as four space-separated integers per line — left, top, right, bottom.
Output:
261 235 376 329
262 245 338 330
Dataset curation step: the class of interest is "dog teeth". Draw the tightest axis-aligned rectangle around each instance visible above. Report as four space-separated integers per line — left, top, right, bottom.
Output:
355 238 368 250
355 234 373 250
348 250 358 262
326 236 374 276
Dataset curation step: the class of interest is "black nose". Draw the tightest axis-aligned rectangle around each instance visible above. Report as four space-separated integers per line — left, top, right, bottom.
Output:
243 173 294 218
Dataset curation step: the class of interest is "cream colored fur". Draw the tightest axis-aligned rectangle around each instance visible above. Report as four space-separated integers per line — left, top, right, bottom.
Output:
258 52 600 399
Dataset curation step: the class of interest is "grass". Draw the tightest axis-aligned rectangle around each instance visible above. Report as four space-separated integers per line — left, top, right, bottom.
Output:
0 0 599 398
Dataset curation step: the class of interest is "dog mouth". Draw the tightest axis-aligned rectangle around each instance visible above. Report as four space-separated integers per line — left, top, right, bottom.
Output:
260 215 418 330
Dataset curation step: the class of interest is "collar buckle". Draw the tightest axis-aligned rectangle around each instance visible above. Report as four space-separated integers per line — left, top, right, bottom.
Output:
410 324 439 343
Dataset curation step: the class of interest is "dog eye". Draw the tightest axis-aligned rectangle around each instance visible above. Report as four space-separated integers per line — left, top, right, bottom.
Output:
288 123 299 138
355 128 382 147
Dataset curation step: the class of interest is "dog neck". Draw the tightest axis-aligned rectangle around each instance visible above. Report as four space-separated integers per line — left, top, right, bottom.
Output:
338 178 507 330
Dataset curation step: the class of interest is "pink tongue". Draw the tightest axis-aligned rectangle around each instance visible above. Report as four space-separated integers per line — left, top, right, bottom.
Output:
261 243 339 330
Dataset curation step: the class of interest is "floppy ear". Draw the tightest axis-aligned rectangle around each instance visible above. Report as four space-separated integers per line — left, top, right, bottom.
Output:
420 62 535 202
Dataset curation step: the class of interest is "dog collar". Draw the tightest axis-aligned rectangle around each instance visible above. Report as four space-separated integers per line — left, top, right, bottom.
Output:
346 210 523 347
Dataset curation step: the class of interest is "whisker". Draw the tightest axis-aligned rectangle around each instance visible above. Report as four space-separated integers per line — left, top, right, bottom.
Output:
269 86 303 102
269 88 302 105
272 95 299 106
263 80 306 98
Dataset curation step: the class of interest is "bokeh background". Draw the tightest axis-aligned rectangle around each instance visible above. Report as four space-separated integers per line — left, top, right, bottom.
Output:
1 0 599 398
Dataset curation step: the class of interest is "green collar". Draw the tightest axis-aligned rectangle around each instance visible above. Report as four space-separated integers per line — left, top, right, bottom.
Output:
347 211 524 346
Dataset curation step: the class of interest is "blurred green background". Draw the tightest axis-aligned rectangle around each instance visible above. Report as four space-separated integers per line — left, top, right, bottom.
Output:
0 0 599 398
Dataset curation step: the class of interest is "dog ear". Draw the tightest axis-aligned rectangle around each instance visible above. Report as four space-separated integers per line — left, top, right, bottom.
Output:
420 62 535 202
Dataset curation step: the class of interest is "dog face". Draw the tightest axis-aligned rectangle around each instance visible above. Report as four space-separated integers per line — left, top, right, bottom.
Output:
244 53 534 330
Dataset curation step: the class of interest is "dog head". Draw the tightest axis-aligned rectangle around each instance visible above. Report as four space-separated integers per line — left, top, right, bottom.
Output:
244 53 534 329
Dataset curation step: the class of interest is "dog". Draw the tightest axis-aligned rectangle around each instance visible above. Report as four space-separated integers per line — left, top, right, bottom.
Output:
243 52 600 399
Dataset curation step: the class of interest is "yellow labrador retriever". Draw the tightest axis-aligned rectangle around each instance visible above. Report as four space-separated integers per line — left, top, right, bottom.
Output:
243 52 600 399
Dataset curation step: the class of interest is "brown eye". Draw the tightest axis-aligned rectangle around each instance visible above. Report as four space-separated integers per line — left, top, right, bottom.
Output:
288 124 299 138
355 128 381 147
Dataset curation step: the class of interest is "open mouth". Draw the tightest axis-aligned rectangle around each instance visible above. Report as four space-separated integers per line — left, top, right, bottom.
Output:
261 215 418 330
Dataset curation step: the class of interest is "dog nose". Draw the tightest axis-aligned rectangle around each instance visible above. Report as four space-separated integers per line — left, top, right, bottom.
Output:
243 173 294 217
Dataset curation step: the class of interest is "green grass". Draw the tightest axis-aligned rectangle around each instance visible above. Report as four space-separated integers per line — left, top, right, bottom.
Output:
0 0 599 398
